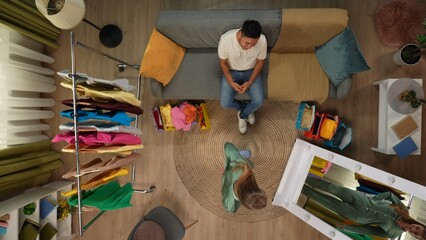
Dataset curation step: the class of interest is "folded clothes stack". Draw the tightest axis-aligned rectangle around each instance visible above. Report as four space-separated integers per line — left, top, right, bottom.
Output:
0 140 62 197
152 102 210 132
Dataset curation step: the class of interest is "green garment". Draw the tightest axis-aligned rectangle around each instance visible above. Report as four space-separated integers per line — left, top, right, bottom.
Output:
339 229 374 240
221 142 254 213
0 152 61 176
302 177 405 238
0 141 60 195
0 140 51 159
68 181 134 211
0 160 62 184
0 172 51 196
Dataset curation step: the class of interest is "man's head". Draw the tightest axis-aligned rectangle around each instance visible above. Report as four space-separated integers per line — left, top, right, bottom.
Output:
238 20 262 50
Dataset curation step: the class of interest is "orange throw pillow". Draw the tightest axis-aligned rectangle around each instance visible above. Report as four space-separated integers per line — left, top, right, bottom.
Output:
140 29 186 86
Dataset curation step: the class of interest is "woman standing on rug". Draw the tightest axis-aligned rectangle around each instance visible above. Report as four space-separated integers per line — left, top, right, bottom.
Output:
302 176 426 239
222 142 267 213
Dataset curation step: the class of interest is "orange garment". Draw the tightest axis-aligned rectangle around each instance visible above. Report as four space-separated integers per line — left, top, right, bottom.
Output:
180 102 197 124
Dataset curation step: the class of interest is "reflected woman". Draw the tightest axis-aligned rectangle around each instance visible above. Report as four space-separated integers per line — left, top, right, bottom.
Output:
222 142 267 213
302 176 426 239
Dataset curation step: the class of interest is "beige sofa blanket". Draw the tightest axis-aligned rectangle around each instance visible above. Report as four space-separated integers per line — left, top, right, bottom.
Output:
267 9 348 103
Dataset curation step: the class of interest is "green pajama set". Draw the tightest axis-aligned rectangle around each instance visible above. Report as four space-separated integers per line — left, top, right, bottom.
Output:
302 176 405 238
221 142 254 213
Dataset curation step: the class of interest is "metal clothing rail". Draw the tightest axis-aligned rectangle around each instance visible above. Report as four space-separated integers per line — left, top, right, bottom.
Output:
69 32 154 237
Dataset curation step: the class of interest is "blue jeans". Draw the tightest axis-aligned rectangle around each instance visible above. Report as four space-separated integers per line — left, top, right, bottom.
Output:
220 69 264 119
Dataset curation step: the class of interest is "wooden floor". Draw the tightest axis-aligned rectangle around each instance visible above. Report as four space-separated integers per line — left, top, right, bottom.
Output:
43 0 426 239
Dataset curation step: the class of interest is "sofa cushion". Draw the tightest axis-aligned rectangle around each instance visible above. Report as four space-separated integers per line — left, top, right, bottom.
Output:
268 52 329 103
315 27 370 87
154 48 269 100
140 29 186 86
272 8 348 53
156 9 282 48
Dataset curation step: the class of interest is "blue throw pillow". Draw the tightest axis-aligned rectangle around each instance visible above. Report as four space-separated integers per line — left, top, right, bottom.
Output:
315 27 370 87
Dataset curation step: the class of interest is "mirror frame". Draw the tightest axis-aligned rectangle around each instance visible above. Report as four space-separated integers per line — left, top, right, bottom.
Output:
272 139 426 239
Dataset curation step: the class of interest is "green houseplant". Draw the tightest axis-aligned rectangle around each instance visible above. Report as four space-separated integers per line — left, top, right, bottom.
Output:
399 90 426 108
394 18 426 65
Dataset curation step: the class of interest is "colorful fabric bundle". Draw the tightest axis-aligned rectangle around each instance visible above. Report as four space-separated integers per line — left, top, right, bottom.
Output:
52 131 141 146
68 181 134 211
152 102 210 132
61 109 135 126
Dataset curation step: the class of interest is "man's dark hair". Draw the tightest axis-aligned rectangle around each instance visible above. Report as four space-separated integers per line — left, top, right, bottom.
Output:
241 20 262 39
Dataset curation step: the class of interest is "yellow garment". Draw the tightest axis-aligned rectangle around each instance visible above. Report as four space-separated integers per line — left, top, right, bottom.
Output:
311 156 328 168
61 143 144 155
61 168 128 197
61 81 141 107
160 104 175 131
200 103 210 130
320 118 338 140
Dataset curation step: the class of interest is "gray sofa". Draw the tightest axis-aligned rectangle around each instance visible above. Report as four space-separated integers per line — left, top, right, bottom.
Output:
149 9 352 101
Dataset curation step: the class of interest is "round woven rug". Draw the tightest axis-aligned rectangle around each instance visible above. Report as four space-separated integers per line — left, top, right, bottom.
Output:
173 100 301 222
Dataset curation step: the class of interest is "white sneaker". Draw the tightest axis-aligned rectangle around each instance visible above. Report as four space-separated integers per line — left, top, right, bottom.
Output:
247 113 255 125
237 110 247 134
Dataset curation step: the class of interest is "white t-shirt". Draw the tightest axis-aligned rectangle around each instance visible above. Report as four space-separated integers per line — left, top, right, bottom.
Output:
218 29 267 71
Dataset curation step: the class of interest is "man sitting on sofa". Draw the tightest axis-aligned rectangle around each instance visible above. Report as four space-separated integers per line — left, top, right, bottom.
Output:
218 20 267 134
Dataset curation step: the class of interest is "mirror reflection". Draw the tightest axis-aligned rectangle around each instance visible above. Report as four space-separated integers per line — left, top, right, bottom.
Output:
297 156 426 240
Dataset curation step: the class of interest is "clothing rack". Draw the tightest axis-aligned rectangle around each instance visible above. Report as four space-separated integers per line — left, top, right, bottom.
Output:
69 32 154 237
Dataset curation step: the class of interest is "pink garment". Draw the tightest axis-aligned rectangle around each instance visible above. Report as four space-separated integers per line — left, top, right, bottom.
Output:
52 131 141 145
171 106 192 131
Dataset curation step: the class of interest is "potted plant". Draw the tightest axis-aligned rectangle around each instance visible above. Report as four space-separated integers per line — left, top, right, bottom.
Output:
399 90 426 108
393 18 426 66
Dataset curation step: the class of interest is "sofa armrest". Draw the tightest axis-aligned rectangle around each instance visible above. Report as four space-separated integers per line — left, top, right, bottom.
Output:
328 77 352 99
149 78 163 99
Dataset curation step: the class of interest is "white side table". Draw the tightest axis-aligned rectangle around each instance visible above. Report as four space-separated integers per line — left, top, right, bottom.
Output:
372 78 422 155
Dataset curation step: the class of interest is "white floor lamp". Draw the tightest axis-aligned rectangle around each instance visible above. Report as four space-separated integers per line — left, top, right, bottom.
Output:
35 0 123 48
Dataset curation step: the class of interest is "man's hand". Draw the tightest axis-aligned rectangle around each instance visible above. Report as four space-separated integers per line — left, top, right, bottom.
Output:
240 82 251 93
231 82 245 93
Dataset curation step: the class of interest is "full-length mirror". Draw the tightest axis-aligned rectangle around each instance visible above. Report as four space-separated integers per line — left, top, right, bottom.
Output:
273 139 426 240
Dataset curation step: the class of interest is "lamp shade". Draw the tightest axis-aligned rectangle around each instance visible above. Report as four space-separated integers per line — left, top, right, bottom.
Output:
35 0 86 30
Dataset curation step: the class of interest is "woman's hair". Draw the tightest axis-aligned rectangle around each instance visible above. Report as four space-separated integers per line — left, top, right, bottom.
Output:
392 204 426 239
234 164 267 210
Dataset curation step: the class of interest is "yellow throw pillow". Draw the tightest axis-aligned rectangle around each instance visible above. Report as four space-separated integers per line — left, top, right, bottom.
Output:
140 29 186 86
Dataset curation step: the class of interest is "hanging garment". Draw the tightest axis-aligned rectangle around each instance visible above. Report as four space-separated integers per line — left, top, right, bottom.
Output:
0 140 52 159
52 131 141 146
62 143 144 155
61 109 135 126
0 151 61 176
61 168 129 197
68 181 134 211
0 172 51 196
62 152 140 178
61 81 141 107
57 70 136 92
59 121 142 135
0 160 62 185
61 98 143 115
